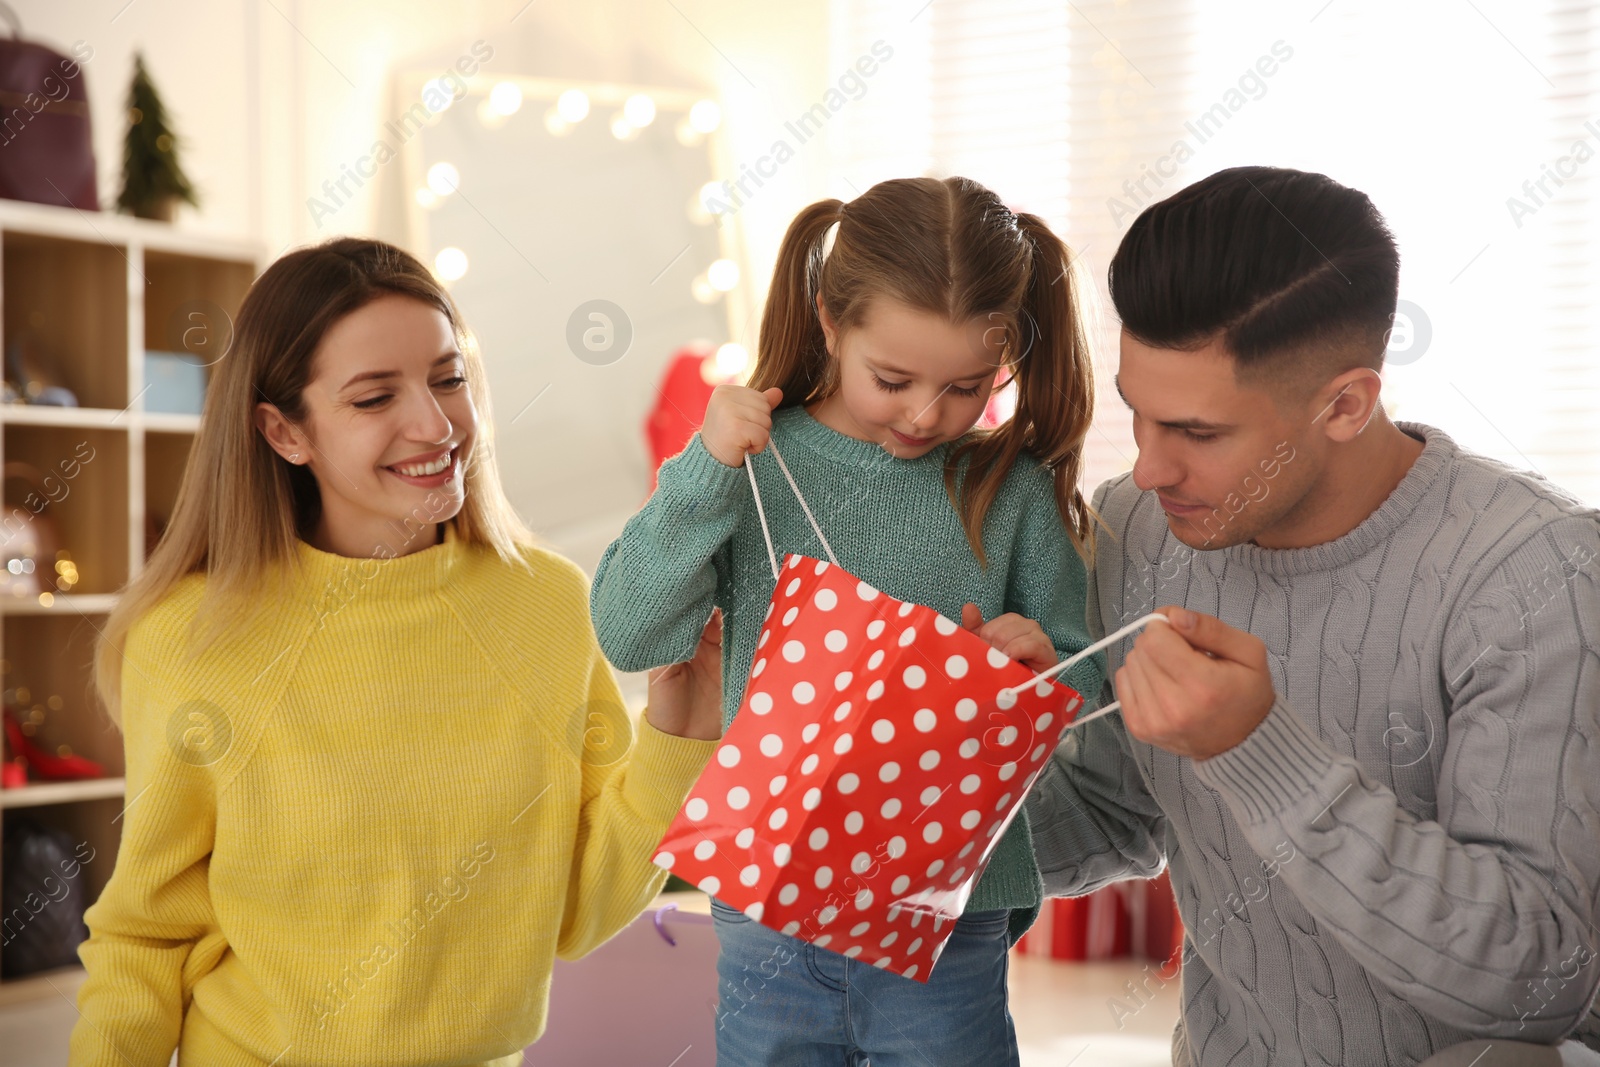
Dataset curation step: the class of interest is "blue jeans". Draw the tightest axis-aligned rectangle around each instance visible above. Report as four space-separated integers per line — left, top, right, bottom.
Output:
710 897 1020 1067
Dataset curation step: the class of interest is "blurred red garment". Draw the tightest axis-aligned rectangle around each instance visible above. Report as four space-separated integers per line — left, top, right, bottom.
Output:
645 342 721 496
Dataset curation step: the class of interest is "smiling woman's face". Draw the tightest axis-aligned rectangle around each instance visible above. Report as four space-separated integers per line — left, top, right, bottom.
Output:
255 293 476 558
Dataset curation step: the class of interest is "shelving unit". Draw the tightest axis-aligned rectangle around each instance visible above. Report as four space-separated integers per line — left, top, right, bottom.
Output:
0 197 259 996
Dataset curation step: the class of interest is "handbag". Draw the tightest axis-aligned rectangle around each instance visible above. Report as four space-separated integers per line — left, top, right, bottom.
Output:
0 2 98 211
654 440 1164 981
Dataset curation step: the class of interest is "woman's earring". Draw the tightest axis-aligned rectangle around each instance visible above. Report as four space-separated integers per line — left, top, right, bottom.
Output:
289 452 301 464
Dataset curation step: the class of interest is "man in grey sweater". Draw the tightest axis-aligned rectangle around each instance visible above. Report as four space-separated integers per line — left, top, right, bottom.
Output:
1024 166 1600 1065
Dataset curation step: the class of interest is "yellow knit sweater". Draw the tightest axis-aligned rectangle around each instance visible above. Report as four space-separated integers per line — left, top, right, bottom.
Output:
70 530 715 1066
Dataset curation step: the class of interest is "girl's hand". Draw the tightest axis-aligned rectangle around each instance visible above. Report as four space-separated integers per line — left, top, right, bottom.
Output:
644 609 725 741
701 385 784 468
960 603 1057 676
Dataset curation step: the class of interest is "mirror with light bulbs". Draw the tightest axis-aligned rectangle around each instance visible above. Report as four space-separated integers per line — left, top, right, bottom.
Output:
395 72 751 545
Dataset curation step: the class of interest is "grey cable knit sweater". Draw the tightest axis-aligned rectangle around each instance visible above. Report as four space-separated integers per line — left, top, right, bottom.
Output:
1026 422 1600 1066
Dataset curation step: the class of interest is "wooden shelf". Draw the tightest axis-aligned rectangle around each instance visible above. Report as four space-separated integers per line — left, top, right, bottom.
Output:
141 412 202 433
0 405 134 429
0 777 125 809
0 593 118 616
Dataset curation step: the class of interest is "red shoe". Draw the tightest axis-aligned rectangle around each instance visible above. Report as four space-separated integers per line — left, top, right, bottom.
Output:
3 706 103 780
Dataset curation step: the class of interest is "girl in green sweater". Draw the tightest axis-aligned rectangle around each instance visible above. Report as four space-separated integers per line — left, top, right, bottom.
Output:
590 176 1104 1066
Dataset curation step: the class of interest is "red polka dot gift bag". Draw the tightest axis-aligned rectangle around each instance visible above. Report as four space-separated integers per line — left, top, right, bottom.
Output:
652 442 1166 983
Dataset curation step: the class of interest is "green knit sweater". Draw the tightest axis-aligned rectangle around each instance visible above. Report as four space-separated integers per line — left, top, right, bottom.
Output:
590 404 1102 931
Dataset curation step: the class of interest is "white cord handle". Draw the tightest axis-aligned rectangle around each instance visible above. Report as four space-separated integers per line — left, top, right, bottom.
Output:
998 611 1171 727
745 440 839 580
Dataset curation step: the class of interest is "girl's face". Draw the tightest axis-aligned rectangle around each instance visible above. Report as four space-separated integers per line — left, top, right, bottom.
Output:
808 297 1008 459
254 294 476 559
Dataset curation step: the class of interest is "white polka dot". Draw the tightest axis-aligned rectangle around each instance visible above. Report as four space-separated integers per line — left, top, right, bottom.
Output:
904 965 919 979
908 937 924 954
909 911 923 927
809 827 830 850
819 905 839 925
889 905 901 921
959 739 980 758
814 560 830 575
945 655 968 679
871 719 895 743
886 835 907 859
843 945 863 959
727 786 750 810
699 876 720 895
654 851 675 869
745 902 765 921
898 627 917 647
866 680 886 700
833 701 853 722
783 640 806 663
851 851 872 873
736 827 755 849
867 620 886 639
793 682 816 704
986 647 1009 669
802 723 820 743
760 734 784 758
782 921 801 936
857 581 879 601
960 810 981 830
788 556 800 569
934 615 959 636
779 883 800 905
834 671 854 691
879 761 901 783
1031 743 1047 762
925 860 943 879
995 792 1013 811
903 666 926 689
815 589 838 611
686 798 709 821
751 658 766 678
694 839 716 861
768 774 788 796
999 761 1018 781
785 577 801 597
749 692 773 715
802 787 822 809
783 606 799 625
913 709 937 732
740 864 761 886
774 844 792 866
816 935 832 947
759 629 770 648
815 867 834 889
881 931 900 948
801 754 820 775
851 921 871 936
920 785 942 806
873 956 893 971
881 798 902 818
834 733 853 755
960 773 981 794
769 808 789 830
923 822 943 843
717 745 741 768
891 875 910 895
955 698 978 722
825 629 848 653
867 649 886 670
986 820 1004 837
897 602 915 618
1035 712 1055 732
948 866 966 884
919 750 940 771
765 602 775 619
838 772 860 794
996 689 1017 710
844 811 865 834
959 842 975 859
1035 680 1055 697
994 725 1019 747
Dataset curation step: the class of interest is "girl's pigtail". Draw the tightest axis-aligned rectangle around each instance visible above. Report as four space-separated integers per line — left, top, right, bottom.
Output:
750 199 845 404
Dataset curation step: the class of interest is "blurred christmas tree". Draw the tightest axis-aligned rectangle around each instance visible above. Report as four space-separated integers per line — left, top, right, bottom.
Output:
116 53 198 221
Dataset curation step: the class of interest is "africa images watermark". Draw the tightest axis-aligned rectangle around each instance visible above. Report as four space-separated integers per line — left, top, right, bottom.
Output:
307 40 494 228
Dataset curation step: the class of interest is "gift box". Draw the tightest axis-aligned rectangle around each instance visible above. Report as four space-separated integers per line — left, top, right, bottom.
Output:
653 549 1083 982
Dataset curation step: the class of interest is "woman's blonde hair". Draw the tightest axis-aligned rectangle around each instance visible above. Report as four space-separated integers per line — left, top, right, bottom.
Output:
94 237 532 724
748 176 1098 568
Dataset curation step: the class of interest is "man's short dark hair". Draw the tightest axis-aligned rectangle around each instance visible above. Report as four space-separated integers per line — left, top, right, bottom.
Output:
1108 166 1400 383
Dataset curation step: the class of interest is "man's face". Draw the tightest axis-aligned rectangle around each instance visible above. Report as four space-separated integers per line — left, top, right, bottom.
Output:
1116 330 1321 550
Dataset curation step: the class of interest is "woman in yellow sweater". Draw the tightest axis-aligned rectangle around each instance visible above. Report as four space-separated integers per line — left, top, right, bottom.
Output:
69 237 721 1065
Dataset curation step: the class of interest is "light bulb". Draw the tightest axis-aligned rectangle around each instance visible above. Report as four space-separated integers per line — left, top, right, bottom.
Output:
434 247 469 282
426 162 460 197
691 275 719 304
489 81 523 116
624 93 656 127
715 342 749 378
689 99 721 133
544 106 571 136
557 89 590 122
707 258 740 292
610 113 639 141
414 187 439 209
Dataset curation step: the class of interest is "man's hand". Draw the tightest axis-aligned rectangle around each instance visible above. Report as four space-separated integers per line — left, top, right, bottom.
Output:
1116 605 1276 760
643 609 725 741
